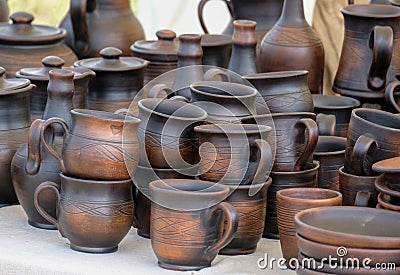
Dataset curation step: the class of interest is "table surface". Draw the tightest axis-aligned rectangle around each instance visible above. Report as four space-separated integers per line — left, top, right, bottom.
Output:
0 205 295 275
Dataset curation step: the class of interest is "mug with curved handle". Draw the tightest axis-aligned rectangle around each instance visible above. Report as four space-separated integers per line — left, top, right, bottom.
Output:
350 134 378 176
294 118 319 172
385 80 400 113
316 113 336 136
246 139 273 185
354 191 371 207
198 0 234 34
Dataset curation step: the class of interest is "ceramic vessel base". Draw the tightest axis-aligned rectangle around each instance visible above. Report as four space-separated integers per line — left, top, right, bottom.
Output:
70 244 118 254
28 220 57 230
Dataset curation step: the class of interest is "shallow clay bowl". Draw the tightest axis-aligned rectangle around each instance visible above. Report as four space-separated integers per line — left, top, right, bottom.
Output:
375 174 400 203
373 156 400 190
297 233 400 266
378 193 400 211
295 206 400 249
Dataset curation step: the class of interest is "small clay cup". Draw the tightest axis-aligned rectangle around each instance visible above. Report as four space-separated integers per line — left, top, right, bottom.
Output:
150 179 238 271
34 173 134 253
313 136 346 191
276 188 342 263
219 179 271 255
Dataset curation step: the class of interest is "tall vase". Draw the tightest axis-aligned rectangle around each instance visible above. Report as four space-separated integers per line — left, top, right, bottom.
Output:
259 0 324 94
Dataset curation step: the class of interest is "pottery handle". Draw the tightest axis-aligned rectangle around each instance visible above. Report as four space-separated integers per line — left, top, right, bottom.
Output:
351 134 377 176
354 191 371 207
70 0 96 56
204 68 231 82
368 25 393 91
316 113 336 136
25 119 45 175
148 84 174 99
251 139 273 185
294 118 319 172
34 181 60 228
41 117 69 173
385 81 400 113
198 0 234 34
205 202 238 257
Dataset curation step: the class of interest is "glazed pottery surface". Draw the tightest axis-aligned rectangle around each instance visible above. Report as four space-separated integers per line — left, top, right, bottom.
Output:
150 179 238 271
60 0 145 58
34 173 134 253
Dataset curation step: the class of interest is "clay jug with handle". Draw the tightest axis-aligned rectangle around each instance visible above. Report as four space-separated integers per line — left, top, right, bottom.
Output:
60 0 145 58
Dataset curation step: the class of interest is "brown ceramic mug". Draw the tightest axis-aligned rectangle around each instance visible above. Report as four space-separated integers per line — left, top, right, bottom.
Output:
276 188 342 263
34 173 134 253
194 123 273 185
150 179 238 271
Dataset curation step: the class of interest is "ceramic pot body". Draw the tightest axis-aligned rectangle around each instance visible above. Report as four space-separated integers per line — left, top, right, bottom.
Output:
0 0 8 22
60 0 145 58
220 179 271 255
244 70 313 114
276 188 342 262
201 34 232 69
259 0 324 94
313 95 360 137
333 5 400 104
41 109 141 180
150 179 238 271
345 108 400 176
264 161 319 239
313 136 346 191
11 119 61 229
34 173 134 253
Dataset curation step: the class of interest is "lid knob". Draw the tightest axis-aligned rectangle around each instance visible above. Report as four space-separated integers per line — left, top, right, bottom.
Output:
10 11 34 25
100 47 122 60
42 56 65 68
156 30 176 41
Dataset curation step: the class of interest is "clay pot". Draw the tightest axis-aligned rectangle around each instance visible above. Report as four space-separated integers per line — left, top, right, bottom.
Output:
345 108 400 176
259 0 324 94
16 56 95 118
34 173 134 253
137 98 207 168
295 206 400 249
264 161 319 239
313 95 360 137
243 70 313 114
276 188 342 262
219 179 271 255
131 30 179 84
0 67 35 204
11 119 61 229
313 136 346 191
194 124 273 185
74 47 148 112
60 0 145 58
201 34 232 69
333 4 400 108
0 12 78 78
41 109 141 180
150 179 238 271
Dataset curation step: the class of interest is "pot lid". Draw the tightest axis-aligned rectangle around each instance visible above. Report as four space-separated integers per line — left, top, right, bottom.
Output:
16 56 95 81
0 67 31 91
75 47 149 72
131 29 179 62
373 157 400 174
0 12 67 45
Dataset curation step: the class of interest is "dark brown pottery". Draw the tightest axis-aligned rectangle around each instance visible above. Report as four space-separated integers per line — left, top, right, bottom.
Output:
259 0 324 94
0 67 35 204
313 95 360 137
34 173 134 253
131 29 179 84
137 98 207 168
384 75 400 113
74 47 148 112
339 166 378 207
345 108 400 176
333 4 400 108
295 206 400 249
0 0 8 22
198 0 284 49
60 0 145 58
201 34 232 68
220 179 271 255
374 174 400 202
228 20 258 76
373 156 400 191
264 161 319 239
11 119 61 229
194 124 273 185
150 179 238 271
16 56 95 118
313 136 346 191
41 109 141 180
276 188 342 262
0 12 78 78
243 70 313 114
378 193 400 211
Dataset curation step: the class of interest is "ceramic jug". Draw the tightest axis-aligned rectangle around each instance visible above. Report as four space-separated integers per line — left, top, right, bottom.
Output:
333 4 400 108
60 0 145 58
198 0 283 48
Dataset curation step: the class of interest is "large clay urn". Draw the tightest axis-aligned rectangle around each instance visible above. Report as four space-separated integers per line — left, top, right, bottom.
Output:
60 0 145 58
